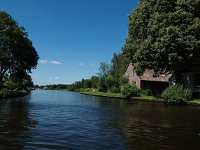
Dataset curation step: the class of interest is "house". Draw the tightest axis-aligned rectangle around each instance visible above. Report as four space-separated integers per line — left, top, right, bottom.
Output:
125 63 200 96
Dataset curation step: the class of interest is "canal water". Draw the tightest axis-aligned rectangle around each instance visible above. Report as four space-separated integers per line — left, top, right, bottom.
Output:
0 90 199 150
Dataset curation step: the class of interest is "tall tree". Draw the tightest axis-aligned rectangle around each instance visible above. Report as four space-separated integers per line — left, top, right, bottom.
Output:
97 62 111 78
122 0 200 83
111 53 129 78
0 11 39 86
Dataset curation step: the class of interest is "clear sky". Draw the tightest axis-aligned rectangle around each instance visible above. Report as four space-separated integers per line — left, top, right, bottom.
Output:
0 0 137 85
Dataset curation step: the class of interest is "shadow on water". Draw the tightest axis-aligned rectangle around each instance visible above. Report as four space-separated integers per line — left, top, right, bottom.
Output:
0 94 37 149
93 96 200 150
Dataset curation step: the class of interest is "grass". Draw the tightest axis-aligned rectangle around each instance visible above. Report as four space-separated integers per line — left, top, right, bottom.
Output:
81 91 158 100
81 91 200 106
191 99 200 103
81 91 124 98
134 95 158 100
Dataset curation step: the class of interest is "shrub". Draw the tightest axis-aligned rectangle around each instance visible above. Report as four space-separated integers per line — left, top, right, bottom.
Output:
0 88 28 98
0 89 12 98
98 77 108 93
161 85 192 104
119 76 128 86
140 89 153 96
120 83 140 98
110 86 120 93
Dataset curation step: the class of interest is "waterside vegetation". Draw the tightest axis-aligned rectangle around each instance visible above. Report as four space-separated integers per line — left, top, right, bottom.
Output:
0 11 39 98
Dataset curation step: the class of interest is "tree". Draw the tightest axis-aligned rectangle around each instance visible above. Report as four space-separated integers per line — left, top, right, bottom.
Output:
122 0 200 83
97 62 111 78
0 11 39 87
105 75 116 91
90 76 99 88
111 53 129 78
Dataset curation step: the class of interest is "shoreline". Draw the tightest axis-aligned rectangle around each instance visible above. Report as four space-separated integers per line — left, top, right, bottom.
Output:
81 92 200 106
0 90 29 99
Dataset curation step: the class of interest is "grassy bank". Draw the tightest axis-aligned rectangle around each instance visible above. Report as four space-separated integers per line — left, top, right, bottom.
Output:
81 91 124 99
191 99 200 103
0 89 29 99
81 91 158 100
81 91 200 105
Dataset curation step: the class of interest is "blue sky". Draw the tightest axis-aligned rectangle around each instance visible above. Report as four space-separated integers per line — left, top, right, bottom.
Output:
0 0 137 85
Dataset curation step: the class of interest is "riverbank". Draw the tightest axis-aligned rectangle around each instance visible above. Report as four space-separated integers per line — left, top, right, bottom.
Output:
81 91 125 99
0 89 29 99
81 91 158 101
81 91 200 106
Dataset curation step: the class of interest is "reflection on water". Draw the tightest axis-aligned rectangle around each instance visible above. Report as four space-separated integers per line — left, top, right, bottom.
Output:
0 95 37 149
0 90 200 150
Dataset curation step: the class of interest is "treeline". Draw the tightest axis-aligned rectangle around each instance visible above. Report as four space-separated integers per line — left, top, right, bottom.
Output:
35 84 68 90
0 11 39 98
39 53 129 92
67 53 129 92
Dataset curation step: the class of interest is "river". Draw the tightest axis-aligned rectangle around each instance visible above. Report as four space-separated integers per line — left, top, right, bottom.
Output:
0 90 199 150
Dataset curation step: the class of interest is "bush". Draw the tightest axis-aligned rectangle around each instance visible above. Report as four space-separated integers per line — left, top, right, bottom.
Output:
110 86 120 93
120 83 140 98
140 89 153 96
161 85 192 104
119 76 128 86
0 88 28 98
0 89 12 98
98 78 108 93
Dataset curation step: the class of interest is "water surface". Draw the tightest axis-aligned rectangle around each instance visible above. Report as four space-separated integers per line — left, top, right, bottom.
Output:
0 90 199 149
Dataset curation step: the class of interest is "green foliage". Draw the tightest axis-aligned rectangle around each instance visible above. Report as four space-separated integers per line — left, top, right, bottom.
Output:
43 84 68 90
105 75 118 91
67 52 129 93
110 87 120 93
98 77 108 93
0 11 38 91
97 62 111 78
122 0 200 80
119 76 128 86
111 53 129 78
140 89 153 96
3 81 17 90
0 88 28 98
66 76 99 91
161 85 192 104
120 83 140 98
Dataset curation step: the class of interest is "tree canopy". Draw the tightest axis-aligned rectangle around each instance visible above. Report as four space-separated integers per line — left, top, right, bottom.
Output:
0 11 39 86
122 0 200 82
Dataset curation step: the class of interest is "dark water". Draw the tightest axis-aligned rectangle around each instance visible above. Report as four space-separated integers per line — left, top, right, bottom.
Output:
0 90 200 150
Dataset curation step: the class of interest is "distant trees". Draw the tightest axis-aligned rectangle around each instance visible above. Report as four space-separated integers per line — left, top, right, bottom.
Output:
122 0 200 83
38 84 68 90
96 53 129 93
66 76 99 92
0 11 39 89
111 53 129 78
66 52 129 93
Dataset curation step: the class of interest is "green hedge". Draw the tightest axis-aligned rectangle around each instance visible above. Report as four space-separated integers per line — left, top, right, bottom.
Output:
120 83 140 98
161 85 192 104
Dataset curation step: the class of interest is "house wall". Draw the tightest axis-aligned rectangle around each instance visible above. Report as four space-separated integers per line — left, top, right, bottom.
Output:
124 63 141 88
